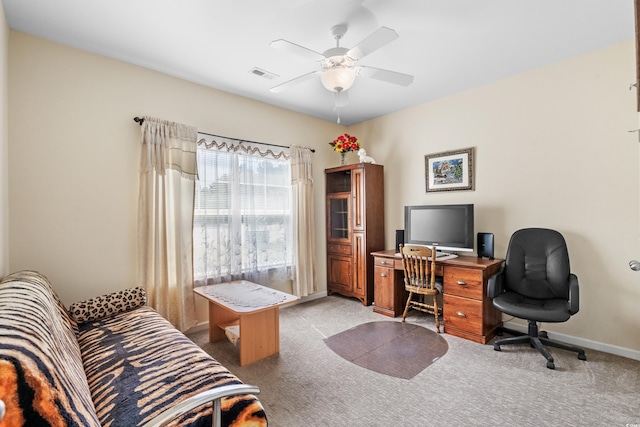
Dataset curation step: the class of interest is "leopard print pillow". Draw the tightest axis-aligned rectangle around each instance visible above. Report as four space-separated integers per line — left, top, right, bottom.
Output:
69 287 146 324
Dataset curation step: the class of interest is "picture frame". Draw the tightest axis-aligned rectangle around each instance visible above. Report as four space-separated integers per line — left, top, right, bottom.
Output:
425 147 474 192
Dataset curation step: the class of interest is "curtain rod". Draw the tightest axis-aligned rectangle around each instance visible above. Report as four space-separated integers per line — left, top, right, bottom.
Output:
133 117 315 153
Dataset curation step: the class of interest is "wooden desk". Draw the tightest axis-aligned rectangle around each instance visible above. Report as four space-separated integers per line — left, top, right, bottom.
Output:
371 250 504 344
194 281 298 366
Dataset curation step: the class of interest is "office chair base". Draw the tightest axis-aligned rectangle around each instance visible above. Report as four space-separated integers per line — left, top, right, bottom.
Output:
493 321 586 369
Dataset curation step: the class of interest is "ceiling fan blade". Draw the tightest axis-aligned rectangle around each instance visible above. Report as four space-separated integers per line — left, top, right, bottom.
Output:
270 71 320 93
335 90 349 107
270 39 324 61
347 26 399 60
358 66 414 86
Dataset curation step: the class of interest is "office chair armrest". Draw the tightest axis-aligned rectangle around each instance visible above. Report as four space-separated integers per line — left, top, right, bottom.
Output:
487 266 505 299
568 273 579 315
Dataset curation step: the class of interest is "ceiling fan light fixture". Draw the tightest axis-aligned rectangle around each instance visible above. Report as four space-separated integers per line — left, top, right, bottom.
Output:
320 55 356 92
321 66 356 92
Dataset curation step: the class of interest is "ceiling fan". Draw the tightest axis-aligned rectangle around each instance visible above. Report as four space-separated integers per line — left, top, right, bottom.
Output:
269 24 414 112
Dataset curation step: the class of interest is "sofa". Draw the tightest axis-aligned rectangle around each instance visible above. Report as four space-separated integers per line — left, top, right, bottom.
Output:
0 271 268 427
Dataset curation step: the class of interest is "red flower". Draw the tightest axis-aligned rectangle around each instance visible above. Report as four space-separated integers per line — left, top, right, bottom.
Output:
330 133 361 153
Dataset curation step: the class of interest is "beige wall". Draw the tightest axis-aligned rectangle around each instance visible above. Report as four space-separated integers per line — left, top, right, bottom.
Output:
350 39 640 353
0 4 8 277
8 31 342 319
7 30 640 355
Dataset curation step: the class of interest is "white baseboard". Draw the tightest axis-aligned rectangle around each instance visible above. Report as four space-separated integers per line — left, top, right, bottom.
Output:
293 291 328 305
186 321 210 334
502 321 640 362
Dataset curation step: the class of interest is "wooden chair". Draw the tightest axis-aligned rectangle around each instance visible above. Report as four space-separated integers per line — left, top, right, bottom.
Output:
400 244 442 333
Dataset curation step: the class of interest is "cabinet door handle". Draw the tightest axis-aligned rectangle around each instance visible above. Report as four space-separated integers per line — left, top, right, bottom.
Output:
380 273 387 277
457 280 467 285
456 311 467 318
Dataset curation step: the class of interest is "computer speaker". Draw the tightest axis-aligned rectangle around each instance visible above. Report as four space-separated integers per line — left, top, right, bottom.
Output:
477 232 494 259
395 230 404 253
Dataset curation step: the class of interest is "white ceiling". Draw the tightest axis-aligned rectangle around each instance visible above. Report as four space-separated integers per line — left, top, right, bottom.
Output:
3 0 635 126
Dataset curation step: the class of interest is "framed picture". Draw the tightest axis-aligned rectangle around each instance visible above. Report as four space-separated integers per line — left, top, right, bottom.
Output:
425 147 474 192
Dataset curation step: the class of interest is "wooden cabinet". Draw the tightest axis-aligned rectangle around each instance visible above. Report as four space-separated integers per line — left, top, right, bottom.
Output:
442 263 503 343
326 164 384 305
371 250 503 344
373 256 405 317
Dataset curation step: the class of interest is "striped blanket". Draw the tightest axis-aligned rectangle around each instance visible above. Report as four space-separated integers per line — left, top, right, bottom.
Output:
0 271 267 427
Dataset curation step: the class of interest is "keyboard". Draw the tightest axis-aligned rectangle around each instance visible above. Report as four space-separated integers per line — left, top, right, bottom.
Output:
434 252 458 260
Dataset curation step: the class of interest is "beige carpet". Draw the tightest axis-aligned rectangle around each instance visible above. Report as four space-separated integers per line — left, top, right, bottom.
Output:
324 320 448 379
188 295 640 427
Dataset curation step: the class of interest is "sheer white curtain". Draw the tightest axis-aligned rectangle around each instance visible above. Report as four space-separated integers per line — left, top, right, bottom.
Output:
193 136 293 287
137 116 198 332
290 145 317 296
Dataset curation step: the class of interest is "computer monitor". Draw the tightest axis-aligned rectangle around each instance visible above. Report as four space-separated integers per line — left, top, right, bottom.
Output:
403 204 474 253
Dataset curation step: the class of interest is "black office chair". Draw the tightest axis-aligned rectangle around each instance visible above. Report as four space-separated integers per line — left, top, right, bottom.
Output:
487 228 586 369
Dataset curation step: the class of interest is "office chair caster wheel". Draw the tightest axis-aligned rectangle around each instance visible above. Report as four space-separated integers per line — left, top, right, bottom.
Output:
578 353 587 361
494 344 501 351
546 361 555 369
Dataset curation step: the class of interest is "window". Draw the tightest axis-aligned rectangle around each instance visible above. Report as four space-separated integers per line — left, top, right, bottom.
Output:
193 138 292 286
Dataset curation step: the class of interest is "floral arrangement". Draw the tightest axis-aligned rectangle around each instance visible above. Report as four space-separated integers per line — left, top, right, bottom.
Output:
329 133 361 153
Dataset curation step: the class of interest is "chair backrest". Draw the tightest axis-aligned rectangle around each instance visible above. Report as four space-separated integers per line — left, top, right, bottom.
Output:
504 228 572 300
400 244 437 290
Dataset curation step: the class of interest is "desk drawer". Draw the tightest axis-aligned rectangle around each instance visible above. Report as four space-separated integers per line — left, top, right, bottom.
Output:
444 268 483 299
375 256 405 270
328 243 352 256
443 294 483 335
374 256 394 268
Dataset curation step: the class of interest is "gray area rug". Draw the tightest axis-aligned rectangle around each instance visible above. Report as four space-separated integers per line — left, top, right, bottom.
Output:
324 320 448 379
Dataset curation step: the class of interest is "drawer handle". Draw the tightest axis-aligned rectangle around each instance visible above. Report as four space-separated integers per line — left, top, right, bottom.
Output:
457 280 467 285
380 260 387 264
380 273 388 277
456 311 467 318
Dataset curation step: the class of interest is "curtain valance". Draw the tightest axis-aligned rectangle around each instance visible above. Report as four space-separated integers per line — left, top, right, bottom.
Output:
140 116 198 179
197 136 289 160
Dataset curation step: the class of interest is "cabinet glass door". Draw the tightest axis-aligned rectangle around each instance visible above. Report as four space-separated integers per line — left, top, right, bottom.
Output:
328 195 350 240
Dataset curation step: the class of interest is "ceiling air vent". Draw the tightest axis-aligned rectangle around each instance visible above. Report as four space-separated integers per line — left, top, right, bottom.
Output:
249 67 278 80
